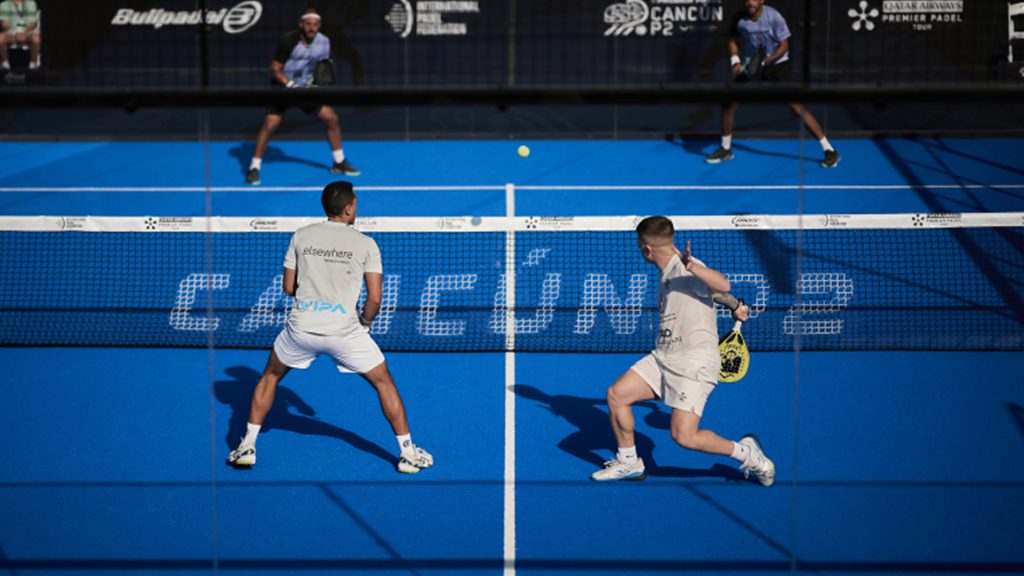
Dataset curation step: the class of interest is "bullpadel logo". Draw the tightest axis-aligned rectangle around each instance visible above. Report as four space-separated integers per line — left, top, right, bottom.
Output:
111 1 263 34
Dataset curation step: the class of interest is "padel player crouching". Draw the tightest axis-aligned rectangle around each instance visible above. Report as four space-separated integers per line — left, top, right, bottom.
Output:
591 216 774 486
229 181 433 474
246 8 360 185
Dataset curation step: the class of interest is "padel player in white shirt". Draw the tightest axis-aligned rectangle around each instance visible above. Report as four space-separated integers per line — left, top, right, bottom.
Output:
229 181 433 474
590 215 775 486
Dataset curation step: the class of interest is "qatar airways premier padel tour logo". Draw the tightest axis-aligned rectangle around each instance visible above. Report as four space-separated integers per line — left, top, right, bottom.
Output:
848 1 963 32
111 1 263 33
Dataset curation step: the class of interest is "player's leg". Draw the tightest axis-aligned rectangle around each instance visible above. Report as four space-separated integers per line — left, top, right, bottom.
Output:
319 105 360 176
28 31 40 68
789 102 840 168
591 359 657 481
247 111 282 184
0 33 9 68
705 102 739 163
670 408 775 486
228 349 291 467
360 361 434 473
606 369 656 450
360 361 409 436
668 408 733 455
248 350 291 426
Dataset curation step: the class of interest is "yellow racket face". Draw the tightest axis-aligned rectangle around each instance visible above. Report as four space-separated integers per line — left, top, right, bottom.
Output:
718 330 750 383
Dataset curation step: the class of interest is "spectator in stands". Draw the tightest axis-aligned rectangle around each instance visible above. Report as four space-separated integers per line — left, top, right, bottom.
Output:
704 0 840 168
0 0 40 70
246 8 359 185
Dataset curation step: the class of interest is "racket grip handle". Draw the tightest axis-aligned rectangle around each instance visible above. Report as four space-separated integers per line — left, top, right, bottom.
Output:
732 320 743 331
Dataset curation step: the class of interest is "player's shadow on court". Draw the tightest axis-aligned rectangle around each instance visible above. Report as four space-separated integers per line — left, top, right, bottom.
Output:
513 384 744 481
1008 403 1024 442
665 135 820 164
228 144 332 176
213 366 396 467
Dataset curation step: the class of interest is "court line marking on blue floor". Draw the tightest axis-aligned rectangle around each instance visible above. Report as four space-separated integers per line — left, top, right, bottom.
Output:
2 184 1023 193
504 182 517 576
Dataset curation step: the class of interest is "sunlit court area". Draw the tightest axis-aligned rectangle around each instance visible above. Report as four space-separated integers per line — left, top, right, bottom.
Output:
1 1 1023 575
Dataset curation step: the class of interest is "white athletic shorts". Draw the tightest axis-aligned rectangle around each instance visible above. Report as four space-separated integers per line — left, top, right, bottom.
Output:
629 353 717 417
273 323 386 375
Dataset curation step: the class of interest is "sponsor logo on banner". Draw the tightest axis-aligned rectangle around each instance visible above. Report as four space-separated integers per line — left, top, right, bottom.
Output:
110 1 262 34
731 215 761 229
386 1 480 37
604 0 724 37
524 216 575 230
144 216 195 231
355 217 379 232
1011 2 1024 63
59 217 88 231
248 218 279 231
819 214 852 228
848 0 962 33
911 213 962 227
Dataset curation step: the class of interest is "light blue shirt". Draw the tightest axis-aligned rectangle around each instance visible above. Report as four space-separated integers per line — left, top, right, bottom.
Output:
733 5 791 64
279 32 331 87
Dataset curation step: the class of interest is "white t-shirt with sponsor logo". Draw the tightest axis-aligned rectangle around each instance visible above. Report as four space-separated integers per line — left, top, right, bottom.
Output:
651 255 720 379
284 221 382 337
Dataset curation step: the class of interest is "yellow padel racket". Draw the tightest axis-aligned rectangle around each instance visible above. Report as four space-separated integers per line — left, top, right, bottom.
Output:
718 320 750 383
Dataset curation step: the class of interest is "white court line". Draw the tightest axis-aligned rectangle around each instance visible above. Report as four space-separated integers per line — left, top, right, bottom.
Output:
0 186 506 192
503 183 516 576
0 184 1023 193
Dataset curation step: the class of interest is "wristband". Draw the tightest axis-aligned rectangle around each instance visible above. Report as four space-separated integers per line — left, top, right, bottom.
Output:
730 55 741 67
359 315 373 328
286 80 296 88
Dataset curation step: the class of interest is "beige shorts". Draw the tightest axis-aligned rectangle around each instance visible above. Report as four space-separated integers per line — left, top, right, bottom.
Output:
273 323 385 375
629 353 717 417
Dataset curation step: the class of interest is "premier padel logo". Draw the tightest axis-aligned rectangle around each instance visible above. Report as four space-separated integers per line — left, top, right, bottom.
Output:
111 1 263 34
848 1 879 31
850 0 963 33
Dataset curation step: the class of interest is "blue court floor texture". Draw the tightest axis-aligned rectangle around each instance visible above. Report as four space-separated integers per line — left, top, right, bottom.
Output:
1 136 1023 575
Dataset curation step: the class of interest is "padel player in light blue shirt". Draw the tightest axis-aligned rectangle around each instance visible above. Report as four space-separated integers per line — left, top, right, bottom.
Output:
703 0 841 169
245 8 360 186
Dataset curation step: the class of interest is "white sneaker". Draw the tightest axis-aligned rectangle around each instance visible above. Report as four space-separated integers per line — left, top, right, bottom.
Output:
1 61 9 70
228 444 256 468
590 457 647 481
398 445 434 474
739 435 775 486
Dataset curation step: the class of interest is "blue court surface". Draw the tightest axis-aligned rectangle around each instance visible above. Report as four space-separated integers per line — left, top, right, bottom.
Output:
1 136 1023 575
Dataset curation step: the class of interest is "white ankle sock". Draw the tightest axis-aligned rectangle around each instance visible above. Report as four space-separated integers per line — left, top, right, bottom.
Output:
332 149 345 164
722 135 733 150
617 446 638 464
819 137 833 152
730 441 750 464
397 433 412 453
249 158 262 171
241 422 261 448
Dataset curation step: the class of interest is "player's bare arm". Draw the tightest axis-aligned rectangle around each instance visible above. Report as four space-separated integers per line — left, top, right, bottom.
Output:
270 60 289 86
675 241 732 294
282 267 297 296
361 272 383 326
766 37 789 65
713 293 750 321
